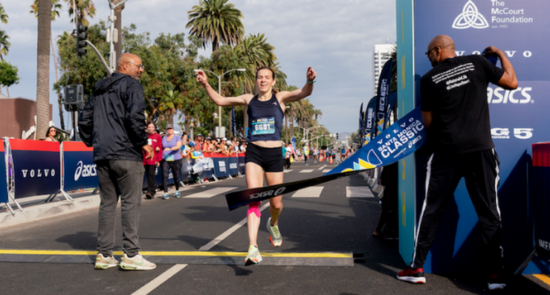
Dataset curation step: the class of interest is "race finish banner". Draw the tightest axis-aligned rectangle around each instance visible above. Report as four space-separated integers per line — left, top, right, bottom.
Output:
225 106 426 210
374 59 394 137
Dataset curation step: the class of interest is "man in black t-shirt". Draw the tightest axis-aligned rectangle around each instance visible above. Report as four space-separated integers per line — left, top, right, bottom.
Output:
396 35 517 290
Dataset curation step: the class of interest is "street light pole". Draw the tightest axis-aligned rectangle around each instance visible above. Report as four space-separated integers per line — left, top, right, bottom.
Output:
194 68 245 138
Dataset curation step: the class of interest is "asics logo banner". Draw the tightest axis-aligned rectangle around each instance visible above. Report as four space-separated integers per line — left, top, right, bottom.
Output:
453 0 489 29
250 187 286 200
74 161 97 181
487 87 532 104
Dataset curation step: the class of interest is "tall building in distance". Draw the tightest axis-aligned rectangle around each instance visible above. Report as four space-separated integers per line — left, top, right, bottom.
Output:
373 44 394 96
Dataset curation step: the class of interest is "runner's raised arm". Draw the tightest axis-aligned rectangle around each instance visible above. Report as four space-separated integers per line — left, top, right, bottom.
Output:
195 70 252 106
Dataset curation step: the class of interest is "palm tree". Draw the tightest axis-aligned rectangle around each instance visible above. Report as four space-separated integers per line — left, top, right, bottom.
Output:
159 89 184 127
186 0 244 52
0 30 8 60
36 0 52 139
66 0 96 26
284 85 298 142
30 0 65 129
0 5 8 28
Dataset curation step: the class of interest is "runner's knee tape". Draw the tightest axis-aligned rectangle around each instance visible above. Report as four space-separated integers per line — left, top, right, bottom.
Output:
247 202 261 217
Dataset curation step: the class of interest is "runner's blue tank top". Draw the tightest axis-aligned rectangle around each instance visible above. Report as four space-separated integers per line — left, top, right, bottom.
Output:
246 94 284 142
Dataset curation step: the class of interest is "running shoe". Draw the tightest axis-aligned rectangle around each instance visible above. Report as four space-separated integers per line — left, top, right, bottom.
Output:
119 253 157 270
266 217 283 247
94 253 118 270
244 245 262 266
396 267 426 284
175 191 180 198
162 193 169 200
487 274 506 290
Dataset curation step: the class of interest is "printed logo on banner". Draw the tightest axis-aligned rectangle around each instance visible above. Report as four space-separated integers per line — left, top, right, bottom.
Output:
456 50 532 58
74 161 97 181
219 161 226 172
453 0 534 30
230 163 237 169
21 168 56 178
487 86 532 104
491 128 534 140
453 0 489 29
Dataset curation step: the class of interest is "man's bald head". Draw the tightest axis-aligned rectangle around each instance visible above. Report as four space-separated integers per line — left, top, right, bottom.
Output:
427 35 456 67
117 53 143 80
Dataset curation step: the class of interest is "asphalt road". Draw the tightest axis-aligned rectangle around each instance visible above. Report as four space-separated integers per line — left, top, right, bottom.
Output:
0 160 548 294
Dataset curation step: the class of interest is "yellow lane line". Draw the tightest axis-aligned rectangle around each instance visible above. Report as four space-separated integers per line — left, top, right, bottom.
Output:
0 249 352 259
533 274 550 286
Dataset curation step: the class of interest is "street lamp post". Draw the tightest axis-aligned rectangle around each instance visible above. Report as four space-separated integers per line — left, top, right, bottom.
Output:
194 68 245 137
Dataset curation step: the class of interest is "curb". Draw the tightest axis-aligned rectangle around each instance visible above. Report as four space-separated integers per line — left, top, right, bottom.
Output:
0 195 100 229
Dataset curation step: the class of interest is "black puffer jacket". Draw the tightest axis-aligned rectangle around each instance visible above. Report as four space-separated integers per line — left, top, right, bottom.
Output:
78 73 148 162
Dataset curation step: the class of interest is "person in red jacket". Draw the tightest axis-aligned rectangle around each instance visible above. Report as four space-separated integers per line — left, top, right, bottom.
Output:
143 121 163 199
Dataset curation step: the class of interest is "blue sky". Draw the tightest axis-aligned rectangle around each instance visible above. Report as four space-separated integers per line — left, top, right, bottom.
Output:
1 0 396 134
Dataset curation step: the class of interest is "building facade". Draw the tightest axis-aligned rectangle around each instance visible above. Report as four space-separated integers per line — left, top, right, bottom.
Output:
373 44 394 96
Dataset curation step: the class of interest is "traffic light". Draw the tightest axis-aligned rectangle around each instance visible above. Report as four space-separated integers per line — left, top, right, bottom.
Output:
64 84 84 111
76 23 88 58
336 133 339 140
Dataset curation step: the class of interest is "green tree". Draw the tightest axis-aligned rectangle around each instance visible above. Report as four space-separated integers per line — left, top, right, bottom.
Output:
0 60 19 88
30 0 62 19
54 22 110 100
0 30 9 60
186 0 244 52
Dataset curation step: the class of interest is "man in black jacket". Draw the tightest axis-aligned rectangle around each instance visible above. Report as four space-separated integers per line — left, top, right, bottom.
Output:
79 53 156 271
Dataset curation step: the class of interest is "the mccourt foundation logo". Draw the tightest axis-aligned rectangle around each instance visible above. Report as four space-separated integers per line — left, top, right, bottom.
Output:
452 0 489 29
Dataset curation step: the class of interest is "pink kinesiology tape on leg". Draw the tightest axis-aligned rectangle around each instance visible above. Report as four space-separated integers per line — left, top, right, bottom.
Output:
247 202 261 217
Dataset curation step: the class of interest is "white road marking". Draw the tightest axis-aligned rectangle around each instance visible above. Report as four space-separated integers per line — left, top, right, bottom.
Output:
292 186 324 198
300 169 314 173
199 202 271 251
322 169 331 173
131 264 188 295
183 187 238 198
318 165 326 170
346 186 375 198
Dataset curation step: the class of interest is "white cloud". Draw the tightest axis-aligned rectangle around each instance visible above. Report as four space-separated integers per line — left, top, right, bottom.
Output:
2 0 396 133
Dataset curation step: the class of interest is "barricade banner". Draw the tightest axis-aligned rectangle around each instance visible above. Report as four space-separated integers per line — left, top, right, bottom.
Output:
211 153 228 178
62 141 98 191
238 154 245 174
533 143 550 258
0 142 8 203
200 157 213 179
10 139 60 198
228 155 239 176
181 158 193 182
226 106 426 210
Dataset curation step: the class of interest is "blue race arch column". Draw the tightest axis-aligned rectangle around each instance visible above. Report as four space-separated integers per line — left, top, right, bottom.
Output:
397 0 550 274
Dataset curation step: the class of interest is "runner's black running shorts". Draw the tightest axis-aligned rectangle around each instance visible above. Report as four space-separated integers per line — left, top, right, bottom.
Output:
245 142 284 172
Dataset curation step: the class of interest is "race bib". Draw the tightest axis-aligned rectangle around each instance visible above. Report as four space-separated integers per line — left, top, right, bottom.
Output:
251 117 275 135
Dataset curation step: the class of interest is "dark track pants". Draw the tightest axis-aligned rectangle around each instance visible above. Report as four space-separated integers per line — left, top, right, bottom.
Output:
162 159 182 193
144 164 156 196
412 149 503 274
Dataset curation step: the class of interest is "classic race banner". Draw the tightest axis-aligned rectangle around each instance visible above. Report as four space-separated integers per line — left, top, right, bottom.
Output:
62 141 98 191
10 139 60 198
0 142 8 203
225 107 426 210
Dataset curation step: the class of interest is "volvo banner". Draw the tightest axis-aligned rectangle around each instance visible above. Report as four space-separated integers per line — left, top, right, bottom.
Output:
0 142 8 203
10 139 60 198
411 0 550 274
62 142 98 191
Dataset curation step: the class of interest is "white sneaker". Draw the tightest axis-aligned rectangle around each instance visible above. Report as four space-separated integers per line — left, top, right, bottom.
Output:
266 217 283 247
119 253 157 270
94 253 118 269
244 245 262 266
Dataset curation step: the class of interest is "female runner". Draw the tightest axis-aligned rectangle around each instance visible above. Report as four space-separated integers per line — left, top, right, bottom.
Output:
196 66 316 265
